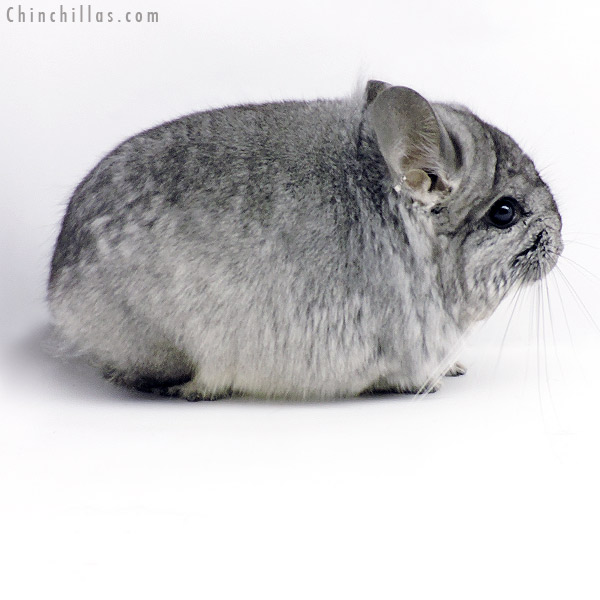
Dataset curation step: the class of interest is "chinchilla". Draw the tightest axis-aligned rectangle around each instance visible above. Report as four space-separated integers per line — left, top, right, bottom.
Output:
47 80 563 400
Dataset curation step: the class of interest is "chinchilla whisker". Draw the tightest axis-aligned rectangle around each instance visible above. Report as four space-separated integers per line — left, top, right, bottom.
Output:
550 269 574 348
539 281 551 394
542 279 564 429
549 268 597 406
537 283 550 424
412 326 475 398
527 281 536 344
556 254 600 284
562 231 600 241
554 265 600 334
535 281 553 427
413 377 442 398
542 277 555 345
522 281 537 387
413 361 449 398
493 282 527 378
535 282 542 398
561 239 600 252
544 275 564 377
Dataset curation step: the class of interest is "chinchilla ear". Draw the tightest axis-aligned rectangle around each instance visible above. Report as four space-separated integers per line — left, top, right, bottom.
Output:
368 86 458 207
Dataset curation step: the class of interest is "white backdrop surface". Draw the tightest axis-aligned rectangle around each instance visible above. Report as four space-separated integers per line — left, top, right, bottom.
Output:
1 1 599 598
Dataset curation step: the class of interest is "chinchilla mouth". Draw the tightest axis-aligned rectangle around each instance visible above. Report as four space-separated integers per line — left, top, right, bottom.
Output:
512 229 558 283
513 231 544 262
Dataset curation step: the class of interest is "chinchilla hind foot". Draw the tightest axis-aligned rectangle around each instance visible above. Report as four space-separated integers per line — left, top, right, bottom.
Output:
102 366 194 395
364 380 441 395
164 379 233 402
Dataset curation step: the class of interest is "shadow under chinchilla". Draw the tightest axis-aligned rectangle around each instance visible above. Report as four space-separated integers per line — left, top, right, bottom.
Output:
4 324 431 407
3 324 172 406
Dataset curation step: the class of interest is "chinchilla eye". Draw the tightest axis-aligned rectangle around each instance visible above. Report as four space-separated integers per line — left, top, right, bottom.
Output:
487 197 520 228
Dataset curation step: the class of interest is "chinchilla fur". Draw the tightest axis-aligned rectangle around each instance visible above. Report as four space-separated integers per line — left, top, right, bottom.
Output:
47 80 563 399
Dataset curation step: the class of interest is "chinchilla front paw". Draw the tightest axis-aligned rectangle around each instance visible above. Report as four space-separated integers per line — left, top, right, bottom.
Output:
411 382 441 394
445 362 467 377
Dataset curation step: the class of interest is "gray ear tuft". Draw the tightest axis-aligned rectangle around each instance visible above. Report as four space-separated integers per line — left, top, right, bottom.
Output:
365 80 392 106
368 86 458 206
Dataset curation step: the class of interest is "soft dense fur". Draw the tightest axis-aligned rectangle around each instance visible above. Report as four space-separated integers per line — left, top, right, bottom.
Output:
48 81 563 399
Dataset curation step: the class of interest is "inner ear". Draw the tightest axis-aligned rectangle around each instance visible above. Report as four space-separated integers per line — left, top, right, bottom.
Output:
404 169 432 194
368 86 457 199
428 172 451 193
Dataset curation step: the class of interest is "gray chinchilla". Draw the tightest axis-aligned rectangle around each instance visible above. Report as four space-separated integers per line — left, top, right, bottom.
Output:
47 80 563 400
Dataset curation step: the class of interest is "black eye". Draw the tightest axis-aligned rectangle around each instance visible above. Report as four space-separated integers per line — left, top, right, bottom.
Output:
487 197 520 229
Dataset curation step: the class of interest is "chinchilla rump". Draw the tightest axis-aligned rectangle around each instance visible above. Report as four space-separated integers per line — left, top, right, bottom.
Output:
48 81 563 399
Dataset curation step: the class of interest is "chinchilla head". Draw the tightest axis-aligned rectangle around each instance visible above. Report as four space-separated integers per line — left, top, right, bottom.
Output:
365 80 563 323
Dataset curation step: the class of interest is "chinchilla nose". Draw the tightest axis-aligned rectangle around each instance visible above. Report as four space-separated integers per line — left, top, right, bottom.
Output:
552 209 562 233
546 214 564 256
547 195 563 232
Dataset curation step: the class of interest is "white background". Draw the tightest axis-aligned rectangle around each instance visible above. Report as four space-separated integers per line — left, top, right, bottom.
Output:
1 0 599 598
